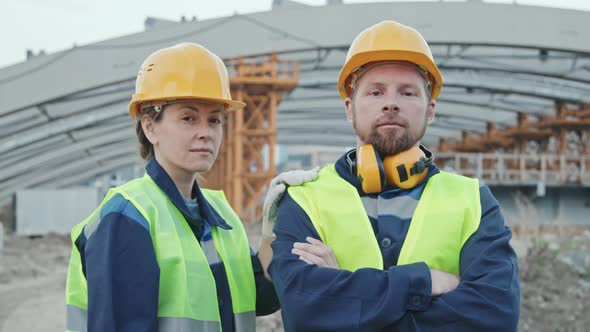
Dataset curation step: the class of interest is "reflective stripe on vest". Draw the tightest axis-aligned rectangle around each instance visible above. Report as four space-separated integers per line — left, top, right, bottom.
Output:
288 165 481 274
66 304 86 332
66 305 253 332
158 316 220 332
65 174 256 331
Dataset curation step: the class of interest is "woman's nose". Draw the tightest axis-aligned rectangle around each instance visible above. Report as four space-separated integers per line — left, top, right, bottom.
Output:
195 120 211 140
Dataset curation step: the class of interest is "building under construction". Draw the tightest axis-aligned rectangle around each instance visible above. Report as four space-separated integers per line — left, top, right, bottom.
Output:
0 0 589 230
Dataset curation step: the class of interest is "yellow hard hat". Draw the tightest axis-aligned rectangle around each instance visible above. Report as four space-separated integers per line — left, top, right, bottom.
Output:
337 20 443 100
128 42 245 118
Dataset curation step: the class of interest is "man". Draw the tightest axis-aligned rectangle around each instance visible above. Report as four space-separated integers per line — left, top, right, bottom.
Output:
264 20 520 331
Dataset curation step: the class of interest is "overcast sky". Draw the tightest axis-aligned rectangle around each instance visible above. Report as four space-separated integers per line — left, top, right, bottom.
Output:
1 0 589 68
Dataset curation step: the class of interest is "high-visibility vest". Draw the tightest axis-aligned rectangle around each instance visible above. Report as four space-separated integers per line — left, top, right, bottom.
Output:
65 174 256 332
288 165 481 274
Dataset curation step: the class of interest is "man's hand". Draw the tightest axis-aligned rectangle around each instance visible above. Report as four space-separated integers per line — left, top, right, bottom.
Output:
292 237 339 269
430 269 460 296
258 234 276 281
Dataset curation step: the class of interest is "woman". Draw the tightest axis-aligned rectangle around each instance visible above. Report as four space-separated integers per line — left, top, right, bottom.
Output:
65 43 279 332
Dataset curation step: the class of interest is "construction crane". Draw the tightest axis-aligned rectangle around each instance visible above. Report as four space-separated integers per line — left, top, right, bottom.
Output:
202 54 299 222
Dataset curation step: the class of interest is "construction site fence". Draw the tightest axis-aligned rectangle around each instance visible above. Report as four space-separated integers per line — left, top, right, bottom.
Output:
436 152 590 186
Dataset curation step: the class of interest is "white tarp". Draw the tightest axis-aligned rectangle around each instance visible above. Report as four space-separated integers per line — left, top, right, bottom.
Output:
16 188 99 235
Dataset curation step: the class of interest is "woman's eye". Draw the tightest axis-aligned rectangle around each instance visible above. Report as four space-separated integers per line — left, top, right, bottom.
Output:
182 116 194 122
402 91 417 97
209 118 223 125
369 90 382 96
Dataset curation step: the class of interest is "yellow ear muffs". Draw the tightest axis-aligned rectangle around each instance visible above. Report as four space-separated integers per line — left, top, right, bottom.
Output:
357 144 386 194
382 146 430 190
354 145 434 193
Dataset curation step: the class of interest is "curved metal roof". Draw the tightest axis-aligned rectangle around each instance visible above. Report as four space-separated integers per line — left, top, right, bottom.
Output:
1 0 589 203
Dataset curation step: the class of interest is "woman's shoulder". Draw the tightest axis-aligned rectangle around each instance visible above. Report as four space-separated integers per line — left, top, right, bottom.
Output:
99 193 149 232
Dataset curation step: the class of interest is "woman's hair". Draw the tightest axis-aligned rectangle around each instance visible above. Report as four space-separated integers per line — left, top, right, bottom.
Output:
135 105 166 160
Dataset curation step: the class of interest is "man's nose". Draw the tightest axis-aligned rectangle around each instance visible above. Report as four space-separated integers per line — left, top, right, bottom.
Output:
382 95 400 112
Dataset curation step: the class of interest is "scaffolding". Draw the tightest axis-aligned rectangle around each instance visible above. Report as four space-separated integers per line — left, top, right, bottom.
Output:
437 103 590 186
202 54 299 222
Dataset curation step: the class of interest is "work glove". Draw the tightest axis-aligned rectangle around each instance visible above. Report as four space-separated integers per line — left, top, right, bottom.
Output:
262 167 320 236
259 167 320 280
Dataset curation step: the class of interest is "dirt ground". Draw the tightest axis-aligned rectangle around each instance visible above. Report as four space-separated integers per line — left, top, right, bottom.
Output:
1 224 589 332
0 234 70 332
0 225 284 332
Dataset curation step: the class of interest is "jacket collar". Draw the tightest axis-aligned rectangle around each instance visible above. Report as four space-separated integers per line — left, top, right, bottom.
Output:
145 158 232 230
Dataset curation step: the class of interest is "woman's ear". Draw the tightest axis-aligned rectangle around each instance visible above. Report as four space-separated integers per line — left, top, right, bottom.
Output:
141 116 158 145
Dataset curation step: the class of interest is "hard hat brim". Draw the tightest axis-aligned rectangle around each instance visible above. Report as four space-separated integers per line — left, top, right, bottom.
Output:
129 96 246 119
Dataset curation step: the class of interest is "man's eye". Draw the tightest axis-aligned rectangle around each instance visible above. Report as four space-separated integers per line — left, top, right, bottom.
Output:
402 91 417 97
210 118 223 124
182 116 194 122
369 90 382 96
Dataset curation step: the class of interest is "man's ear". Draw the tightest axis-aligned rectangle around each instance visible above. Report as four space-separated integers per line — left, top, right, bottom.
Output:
426 99 436 125
141 116 158 145
344 97 353 123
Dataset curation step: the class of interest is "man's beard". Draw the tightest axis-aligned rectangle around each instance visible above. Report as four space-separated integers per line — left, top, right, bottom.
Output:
352 107 428 157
